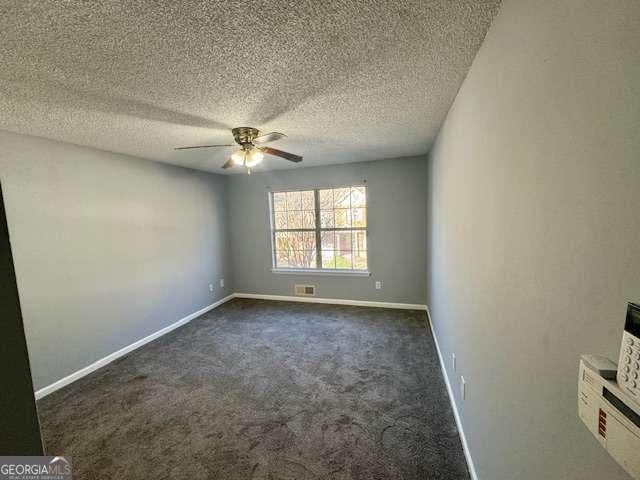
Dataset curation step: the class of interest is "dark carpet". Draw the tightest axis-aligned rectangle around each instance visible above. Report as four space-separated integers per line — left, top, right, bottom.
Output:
37 299 469 480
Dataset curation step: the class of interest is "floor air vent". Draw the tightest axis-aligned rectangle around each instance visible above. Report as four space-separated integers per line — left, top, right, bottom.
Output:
294 284 316 296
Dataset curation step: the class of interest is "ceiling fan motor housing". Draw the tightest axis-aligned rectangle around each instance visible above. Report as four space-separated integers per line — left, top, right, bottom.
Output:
232 127 259 147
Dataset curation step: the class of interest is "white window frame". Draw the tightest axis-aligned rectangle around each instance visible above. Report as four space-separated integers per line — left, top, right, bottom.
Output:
268 185 370 276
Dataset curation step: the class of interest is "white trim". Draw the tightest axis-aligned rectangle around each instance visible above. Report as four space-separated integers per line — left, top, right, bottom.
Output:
233 292 427 311
271 268 371 277
34 294 234 400
425 306 479 480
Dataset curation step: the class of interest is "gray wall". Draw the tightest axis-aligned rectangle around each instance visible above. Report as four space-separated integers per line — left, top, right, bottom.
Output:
0 130 233 390
427 1 640 479
229 156 427 304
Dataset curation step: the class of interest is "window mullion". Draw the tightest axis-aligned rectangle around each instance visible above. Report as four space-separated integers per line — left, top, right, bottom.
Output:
314 189 322 269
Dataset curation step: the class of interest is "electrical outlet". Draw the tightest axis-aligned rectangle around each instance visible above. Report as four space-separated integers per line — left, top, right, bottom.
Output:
209 284 214 292
220 278 225 288
461 376 466 400
452 353 456 372
375 281 382 290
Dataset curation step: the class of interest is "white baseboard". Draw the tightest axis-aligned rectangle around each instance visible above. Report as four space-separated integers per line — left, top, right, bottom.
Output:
34 294 234 400
233 292 427 311
425 306 479 480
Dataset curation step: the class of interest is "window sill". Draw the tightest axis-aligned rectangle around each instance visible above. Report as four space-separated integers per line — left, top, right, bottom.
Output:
271 268 371 277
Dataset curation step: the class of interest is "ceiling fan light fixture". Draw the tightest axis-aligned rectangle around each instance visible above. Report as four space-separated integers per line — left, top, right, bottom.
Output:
245 149 264 168
230 150 245 165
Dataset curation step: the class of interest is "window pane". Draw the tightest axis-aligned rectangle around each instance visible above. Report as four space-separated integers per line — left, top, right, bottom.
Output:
353 230 367 251
321 231 335 251
288 231 304 249
351 186 366 207
289 250 316 269
319 189 333 209
301 190 315 210
274 211 287 229
287 211 303 229
352 208 366 228
321 250 335 269
273 192 286 211
335 250 353 269
288 231 316 250
302 211 315 229
275 232 289 251
275 250 290 267
335 231 352 251
302 231 316 249
334 188 351 208
320 210 334 228
286 191 302 210
354 250 367 270
335 208 352 228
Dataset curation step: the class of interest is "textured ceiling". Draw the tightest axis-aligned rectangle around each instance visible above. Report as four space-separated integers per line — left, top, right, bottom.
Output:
0 1 500 173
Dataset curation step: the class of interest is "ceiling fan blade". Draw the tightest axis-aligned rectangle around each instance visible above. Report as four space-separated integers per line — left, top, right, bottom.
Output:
174 144 234 150
259 146 302 163
221 158 234 169
253 132 286 144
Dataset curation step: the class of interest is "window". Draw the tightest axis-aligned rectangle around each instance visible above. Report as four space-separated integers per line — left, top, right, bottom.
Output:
270 186 368 272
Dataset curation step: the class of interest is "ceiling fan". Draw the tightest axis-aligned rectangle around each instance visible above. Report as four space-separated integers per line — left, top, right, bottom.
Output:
175 127 302 173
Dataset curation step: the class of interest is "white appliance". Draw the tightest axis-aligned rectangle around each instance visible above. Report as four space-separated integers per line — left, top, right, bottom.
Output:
618 302 640 405
578 355 640 479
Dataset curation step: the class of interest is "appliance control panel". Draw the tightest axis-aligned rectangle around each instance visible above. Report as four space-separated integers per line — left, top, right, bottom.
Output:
579 357 640 479
617 303 640 406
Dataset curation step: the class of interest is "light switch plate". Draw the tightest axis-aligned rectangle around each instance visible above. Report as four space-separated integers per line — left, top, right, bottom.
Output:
220 278 225 288
461 376 466 400
452 353 456 372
